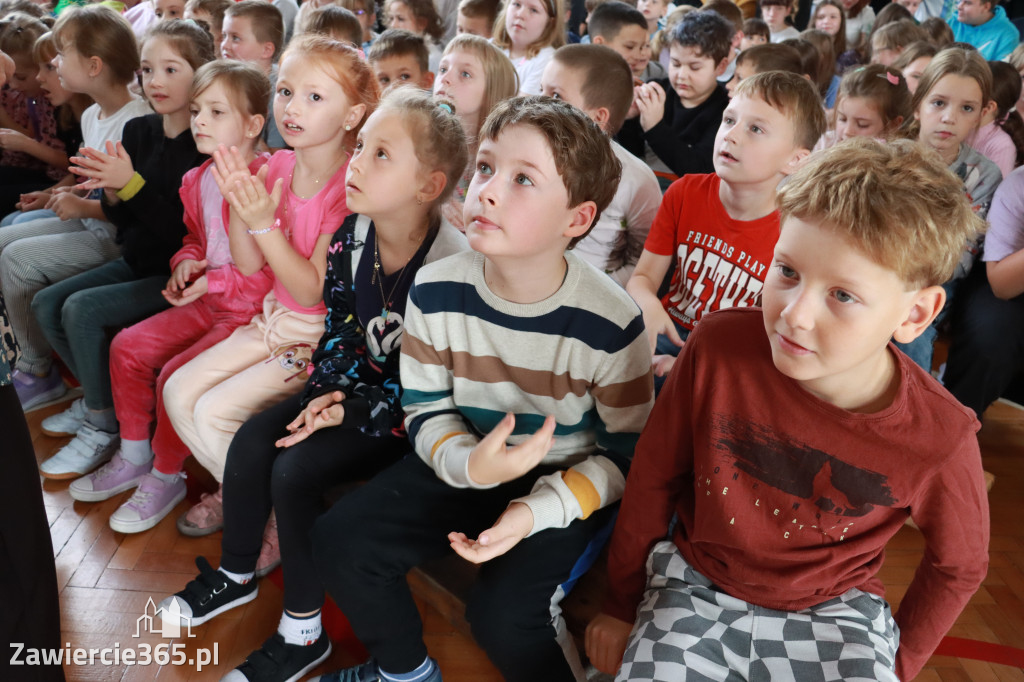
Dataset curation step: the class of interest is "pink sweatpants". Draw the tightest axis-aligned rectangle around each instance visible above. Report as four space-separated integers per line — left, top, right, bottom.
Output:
109 296 258 476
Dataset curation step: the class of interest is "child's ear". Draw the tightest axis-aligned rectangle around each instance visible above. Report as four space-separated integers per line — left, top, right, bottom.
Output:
982 98 999 118
86 55 103 78
590 106 611 131
417 169 447 205
422 70 435 89
246 113 266 139
892 285 945 344
260 42 276 62
592 35 607 45
344 102 367 131
779 146 811 176
564 200 597 240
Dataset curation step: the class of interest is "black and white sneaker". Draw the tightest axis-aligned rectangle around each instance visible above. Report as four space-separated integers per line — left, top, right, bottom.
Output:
159 557 258 627
222 631 332 682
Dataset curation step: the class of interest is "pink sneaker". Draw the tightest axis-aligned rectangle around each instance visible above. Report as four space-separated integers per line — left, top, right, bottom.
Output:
176 485 224 537
109 473 187 534
255 512 281 578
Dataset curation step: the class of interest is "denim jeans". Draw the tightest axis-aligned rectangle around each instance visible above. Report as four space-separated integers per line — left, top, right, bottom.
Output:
31 258 168 410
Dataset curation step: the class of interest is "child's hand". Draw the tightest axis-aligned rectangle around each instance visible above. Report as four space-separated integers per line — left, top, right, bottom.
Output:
467 413 556 486
210 144 255 198
69 141 136 192
0 128 31 153
585 613 633 675
652 353 677 377
45 191 89 220
166 258 208 292
448 502 533 563
162 274 208 307
17 190 49 211
640 302 684 355
635 81 667 132
275 390 346 448
222 163 283 234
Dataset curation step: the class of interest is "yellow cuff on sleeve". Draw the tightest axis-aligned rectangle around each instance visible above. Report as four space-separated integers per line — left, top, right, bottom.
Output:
116 172 145 201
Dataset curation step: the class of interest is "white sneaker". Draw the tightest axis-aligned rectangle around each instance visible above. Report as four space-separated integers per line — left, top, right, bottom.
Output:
41 398 88 437
39 424 119 481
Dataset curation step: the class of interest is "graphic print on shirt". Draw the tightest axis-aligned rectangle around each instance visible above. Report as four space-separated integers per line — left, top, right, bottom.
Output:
665 230 767 329
698 415 898 543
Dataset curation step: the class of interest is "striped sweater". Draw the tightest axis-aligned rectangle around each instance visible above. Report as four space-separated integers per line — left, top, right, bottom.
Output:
400 250 655 535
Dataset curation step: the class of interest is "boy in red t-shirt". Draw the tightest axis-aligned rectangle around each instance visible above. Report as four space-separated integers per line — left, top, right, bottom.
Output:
587 138 990 682
626 71 824 381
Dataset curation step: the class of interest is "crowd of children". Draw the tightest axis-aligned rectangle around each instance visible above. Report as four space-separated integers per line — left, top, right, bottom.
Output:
0 0 1020 679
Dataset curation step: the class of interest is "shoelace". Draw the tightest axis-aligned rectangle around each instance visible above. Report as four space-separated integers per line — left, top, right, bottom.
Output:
123 483 155 512
92 457 127 482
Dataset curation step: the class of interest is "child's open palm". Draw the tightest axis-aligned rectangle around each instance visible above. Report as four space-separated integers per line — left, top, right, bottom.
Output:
467 413 556 486
70 141 135 192
222 161 283 234
449 502 534 563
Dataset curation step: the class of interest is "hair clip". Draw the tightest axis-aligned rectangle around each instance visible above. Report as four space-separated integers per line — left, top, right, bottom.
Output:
878 71 900 85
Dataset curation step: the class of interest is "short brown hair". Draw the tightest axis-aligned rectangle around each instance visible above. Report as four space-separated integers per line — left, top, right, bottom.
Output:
185 0 231 35
375 87 469 223
225 0 284 60
835 63 911 136
702 0 743 34
301 6 363 45
144 19 215 72
742 17 769 41
920 16 953 46
459 0 500 26
337 0 375 15
479 95 621 248
279 34 380 148
871 19 927 55
368 28 429 72
735 43 802 77
733 70 826 150
441 34 518 126
550 44 634 134
191 59 270 118
53 5 139 86
778 137 986 287
493 0 566 60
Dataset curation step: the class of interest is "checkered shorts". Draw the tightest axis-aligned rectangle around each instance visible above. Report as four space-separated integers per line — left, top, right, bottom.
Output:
616 541 900 682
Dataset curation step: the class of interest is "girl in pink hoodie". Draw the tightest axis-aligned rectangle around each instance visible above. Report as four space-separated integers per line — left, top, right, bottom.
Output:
66 61 273 534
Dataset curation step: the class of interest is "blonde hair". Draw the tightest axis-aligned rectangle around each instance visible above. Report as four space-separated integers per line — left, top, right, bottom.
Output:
373 88 469 225
733 71 827 150
441 34 518 126
833 64 911 137
870 19 927 55
191 59 270 118
778 137 986 287
279 34 380 148
904 46 991 139
492 0 566 59
53 5 139 86
1008 43 1024 71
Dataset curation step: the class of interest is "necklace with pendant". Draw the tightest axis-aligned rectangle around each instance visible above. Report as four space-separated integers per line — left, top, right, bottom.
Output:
372 232 423 321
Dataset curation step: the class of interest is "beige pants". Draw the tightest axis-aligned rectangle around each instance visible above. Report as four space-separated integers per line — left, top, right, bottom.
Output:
162 292 324 481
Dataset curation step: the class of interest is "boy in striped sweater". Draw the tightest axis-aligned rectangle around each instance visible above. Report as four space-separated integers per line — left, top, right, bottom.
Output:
310 96 654 682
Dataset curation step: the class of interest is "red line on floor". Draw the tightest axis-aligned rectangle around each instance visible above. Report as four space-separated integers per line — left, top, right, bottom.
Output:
934 636 1024 668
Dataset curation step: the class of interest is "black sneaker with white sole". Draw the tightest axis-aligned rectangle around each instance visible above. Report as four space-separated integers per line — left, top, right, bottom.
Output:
158 556 258 627
221 631 332 682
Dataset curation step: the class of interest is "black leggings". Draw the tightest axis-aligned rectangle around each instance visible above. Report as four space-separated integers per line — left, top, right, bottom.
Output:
311 455 615 681
219 391 407 613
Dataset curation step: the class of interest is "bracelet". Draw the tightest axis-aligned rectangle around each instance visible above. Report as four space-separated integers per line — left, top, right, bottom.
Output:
115 172 145 201
247 218 279 236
